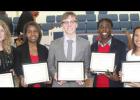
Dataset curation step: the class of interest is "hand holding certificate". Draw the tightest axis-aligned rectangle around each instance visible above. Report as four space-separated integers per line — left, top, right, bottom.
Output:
23 63 50 85
122 62 140 82
57 61 85 81
90 52 115 72
0 73 14 87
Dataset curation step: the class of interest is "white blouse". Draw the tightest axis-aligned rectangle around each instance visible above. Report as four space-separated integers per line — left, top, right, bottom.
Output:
126 49 140 61
124 49 140 87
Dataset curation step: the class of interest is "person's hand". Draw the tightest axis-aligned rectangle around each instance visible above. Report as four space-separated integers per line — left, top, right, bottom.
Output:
45 77 52 84
105 71 120 81
20 76 28 87
54 73 66 85
57 81 66 85
76 80 84 86
85 78 94 87
118 71 122 79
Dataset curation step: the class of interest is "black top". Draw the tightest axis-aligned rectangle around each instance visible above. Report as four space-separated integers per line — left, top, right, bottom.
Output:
14 42 48 76
0 46 16 74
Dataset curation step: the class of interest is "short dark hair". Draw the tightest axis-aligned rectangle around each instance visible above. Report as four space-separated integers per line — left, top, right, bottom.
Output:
97 18 113 29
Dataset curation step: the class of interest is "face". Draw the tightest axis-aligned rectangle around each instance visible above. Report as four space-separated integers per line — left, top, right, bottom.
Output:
98 20 112 39
0 25 5 42
61 15 78 35
26 25 39 43
134 29 140 48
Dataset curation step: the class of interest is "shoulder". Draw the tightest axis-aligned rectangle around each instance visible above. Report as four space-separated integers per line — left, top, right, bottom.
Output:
77 36 90 45
126 49 133 61
91 41 98 48
126 49 133 57
38 44 48 50
50 37 63 46
126 49 137 61
112 37 126 47
15 43 26 51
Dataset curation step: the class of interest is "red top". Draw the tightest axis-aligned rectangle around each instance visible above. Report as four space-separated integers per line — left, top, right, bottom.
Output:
96 44 110 88
30 54 41 88
98 44 111 53
30 54 39 63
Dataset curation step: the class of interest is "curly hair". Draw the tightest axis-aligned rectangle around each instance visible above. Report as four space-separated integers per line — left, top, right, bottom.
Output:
0 20 12 54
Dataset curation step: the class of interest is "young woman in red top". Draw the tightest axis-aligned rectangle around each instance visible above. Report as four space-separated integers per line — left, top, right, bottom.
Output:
14 21 51 87
91 18 126 87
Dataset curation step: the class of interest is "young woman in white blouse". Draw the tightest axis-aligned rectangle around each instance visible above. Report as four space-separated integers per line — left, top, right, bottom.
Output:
125 26 140 87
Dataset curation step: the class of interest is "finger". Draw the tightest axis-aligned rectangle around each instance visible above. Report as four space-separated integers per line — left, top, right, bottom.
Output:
77 81 84 85
80 81 84 85
57 81 65 85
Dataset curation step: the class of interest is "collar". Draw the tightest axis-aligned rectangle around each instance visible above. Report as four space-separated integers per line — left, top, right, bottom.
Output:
64 34 76 42
98 38 112 47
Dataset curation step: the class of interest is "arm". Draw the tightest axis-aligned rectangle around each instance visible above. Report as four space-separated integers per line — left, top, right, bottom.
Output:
117 43 126 74
13 47 28 87
13 47 23 77
42 46 53 84
77 41 91 86
47 42 56 78
47 42 65 85
84 41 91 72
107 43 126 81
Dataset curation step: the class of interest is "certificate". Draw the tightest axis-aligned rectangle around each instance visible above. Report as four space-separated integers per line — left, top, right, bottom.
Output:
122 62 140 82
23 63 50 85
90 52 115 72
0 73 14 87
57 61 85 81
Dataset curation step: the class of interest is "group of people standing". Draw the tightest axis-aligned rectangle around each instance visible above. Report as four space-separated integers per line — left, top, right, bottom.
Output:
0 11 139 88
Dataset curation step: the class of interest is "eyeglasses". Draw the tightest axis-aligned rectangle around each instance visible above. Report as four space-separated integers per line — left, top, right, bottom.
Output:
62 20 77 25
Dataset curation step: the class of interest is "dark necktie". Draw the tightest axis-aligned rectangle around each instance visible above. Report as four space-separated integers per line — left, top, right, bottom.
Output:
67 40 73 60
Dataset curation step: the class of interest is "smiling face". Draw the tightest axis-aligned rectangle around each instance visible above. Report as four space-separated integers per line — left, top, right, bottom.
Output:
97 19 112 39
26 25 39 43
61 15 78 36
134 28 140 48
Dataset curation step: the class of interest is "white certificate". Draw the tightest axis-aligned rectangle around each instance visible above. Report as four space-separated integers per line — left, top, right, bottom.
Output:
0 73 14 87
57 62 85 81
122 62 140 82
90 52 115 72
23 63 50 85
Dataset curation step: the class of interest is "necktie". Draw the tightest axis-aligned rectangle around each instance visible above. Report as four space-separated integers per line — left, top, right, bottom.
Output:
67 40 73 60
